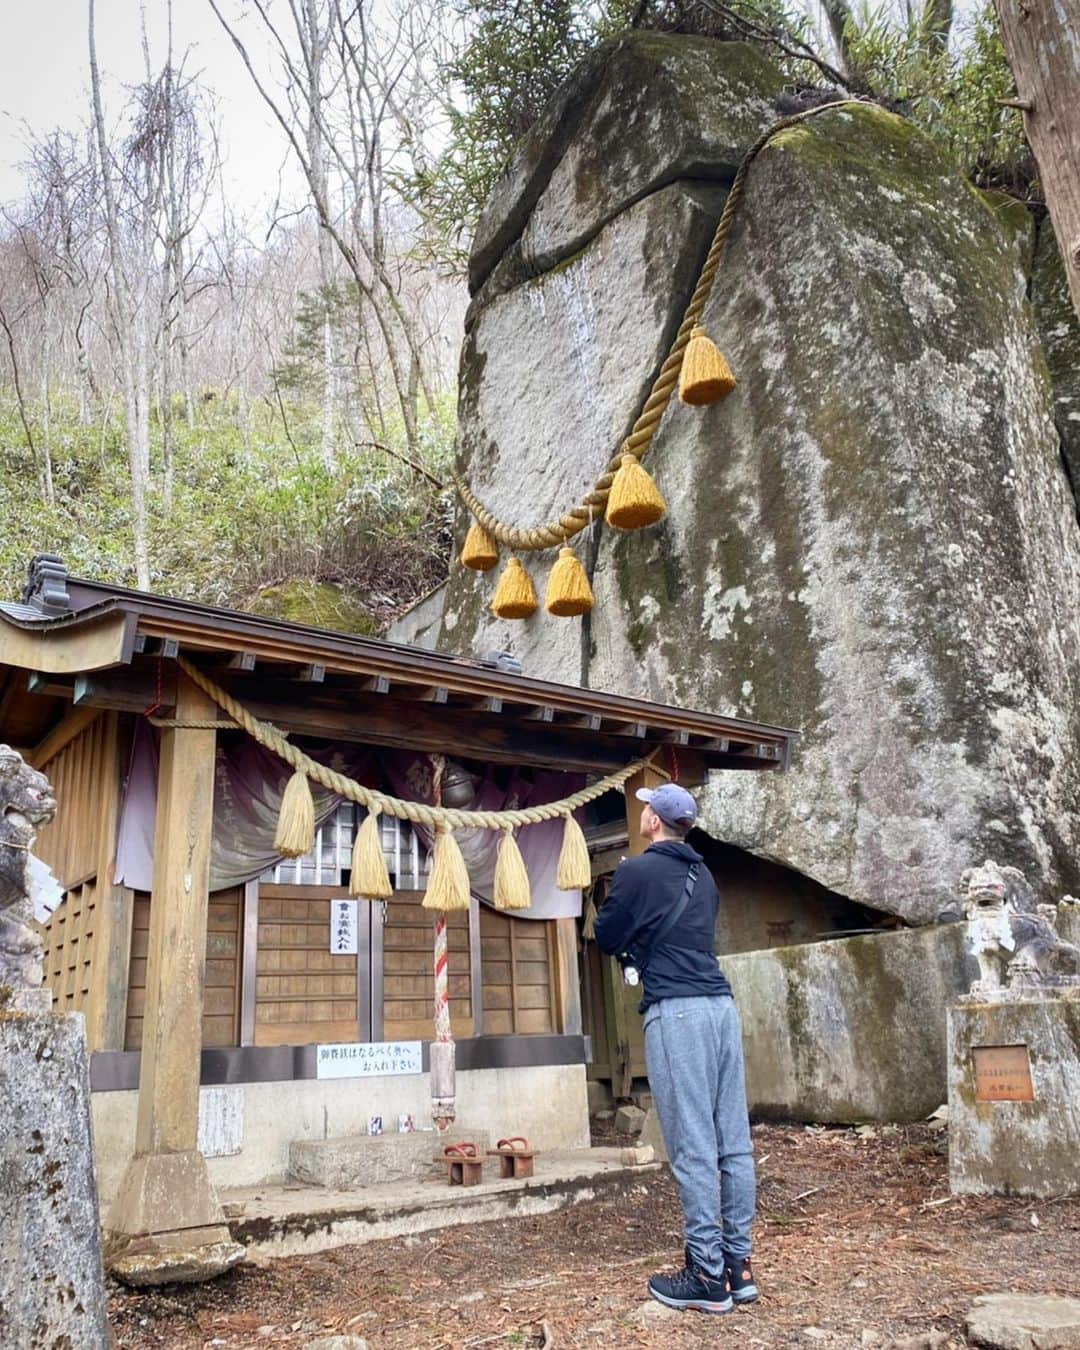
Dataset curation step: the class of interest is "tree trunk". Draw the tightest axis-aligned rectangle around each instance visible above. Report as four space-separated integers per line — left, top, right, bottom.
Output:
993 0 1080 321
89 0 152 589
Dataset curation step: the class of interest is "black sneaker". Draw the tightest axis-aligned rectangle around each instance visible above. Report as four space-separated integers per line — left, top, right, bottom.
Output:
647 1261 733 1314
725 1255 759 1304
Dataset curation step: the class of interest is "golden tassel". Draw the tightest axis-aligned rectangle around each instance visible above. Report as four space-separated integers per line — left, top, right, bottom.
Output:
349 808 393 899
679 325 737 406
422 826 472 911
274 769 315 858
493 827 531 911
544 547 594 617
556 812 591 890
605 453 666 531
460 519 499 572
490 556 537 620
582 891 598 941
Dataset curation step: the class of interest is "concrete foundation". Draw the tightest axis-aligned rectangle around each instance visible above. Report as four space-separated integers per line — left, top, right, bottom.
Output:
92 1062 590 1211
223 1146 659 1261
947 991 1080 1198
0 1010 107 1348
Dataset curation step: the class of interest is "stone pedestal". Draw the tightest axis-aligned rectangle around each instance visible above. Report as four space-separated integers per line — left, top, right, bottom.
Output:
0 1009 107 1347
105 1151 245 1287
947 990 1080 1197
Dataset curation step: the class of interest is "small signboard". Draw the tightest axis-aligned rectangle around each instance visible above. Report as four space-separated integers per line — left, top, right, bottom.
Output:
972 1043 1034 1102
316 1041 423 1080
330 898 358 955
197 1086 244 1157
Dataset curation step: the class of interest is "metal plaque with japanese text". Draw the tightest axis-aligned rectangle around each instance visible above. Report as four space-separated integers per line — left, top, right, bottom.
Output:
972 1044 1034 1102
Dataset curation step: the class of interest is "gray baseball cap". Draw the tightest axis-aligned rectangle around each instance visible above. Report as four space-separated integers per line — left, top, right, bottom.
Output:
635 782 698 828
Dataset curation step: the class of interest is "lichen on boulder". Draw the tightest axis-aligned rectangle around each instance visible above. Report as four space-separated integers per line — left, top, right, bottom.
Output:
394 37 1080 924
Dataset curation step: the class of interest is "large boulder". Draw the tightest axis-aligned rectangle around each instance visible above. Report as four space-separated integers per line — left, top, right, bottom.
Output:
396 37 1080 922
1032 217 1080 506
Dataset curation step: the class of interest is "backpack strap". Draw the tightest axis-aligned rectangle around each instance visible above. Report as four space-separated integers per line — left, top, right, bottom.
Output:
637 862 700 974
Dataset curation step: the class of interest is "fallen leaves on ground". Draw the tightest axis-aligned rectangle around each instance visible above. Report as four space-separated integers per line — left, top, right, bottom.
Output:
108 1122 1080 1349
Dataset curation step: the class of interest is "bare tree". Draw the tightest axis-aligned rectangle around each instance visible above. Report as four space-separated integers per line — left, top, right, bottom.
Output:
89 0 152 587
208 0 448 453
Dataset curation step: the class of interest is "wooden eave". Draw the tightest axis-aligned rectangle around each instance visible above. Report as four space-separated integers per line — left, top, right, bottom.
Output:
0 579 797 778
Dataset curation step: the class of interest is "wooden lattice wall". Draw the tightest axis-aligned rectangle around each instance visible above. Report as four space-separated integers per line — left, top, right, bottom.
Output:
33 711 131 1046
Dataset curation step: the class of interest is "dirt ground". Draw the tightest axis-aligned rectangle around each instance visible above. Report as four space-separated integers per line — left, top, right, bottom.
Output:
108 1121 1080 1349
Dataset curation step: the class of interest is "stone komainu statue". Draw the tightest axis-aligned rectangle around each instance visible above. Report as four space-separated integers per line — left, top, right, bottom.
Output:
0 745 57 994
961 859 1080 994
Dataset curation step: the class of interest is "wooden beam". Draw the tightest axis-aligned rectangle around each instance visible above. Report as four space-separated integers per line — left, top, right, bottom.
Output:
28 705 101 770
74 671 175 716
389 683 448 704
298 663 325 683
27 672 73 698
0 608 131 674
226 651 256 671
242 695 630 774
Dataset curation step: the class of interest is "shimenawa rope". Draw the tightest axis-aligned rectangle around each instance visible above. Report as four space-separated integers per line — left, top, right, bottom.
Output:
455 99 862 553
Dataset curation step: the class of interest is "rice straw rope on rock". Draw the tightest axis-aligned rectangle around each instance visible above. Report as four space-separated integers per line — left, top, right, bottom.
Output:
454 99 863 554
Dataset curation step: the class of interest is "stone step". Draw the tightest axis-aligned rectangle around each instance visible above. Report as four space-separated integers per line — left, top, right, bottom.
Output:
289 1129 492 1188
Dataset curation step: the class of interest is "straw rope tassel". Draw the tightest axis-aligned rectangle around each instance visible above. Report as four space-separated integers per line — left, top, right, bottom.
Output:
460 519 499 571
494 827 531 911
349 808 393 899
545 546 594 617
491 556 537 620
556 812 592 891
605 453 666 531
582 890 598 941
423 826 472 911
679 325 737 406
274 768 316 858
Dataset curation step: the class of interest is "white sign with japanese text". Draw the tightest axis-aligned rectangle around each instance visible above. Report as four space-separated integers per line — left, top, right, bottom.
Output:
316 1041 423 1080
329 898 358 955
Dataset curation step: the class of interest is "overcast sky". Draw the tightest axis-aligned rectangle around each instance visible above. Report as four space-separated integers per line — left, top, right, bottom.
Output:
0 1 291 213
0 0 984 215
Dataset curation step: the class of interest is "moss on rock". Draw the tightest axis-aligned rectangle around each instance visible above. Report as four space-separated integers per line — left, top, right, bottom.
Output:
246 580 378 635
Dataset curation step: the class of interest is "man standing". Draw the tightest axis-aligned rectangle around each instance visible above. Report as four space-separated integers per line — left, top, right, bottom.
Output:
593 782 757 1315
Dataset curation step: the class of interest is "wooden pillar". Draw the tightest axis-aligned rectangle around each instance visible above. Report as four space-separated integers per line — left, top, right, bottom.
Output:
624 763 668 858
86 712 134 1051
552 918 582 1036
601 762 670 1097
105 674 242 1278
135 675 216 1154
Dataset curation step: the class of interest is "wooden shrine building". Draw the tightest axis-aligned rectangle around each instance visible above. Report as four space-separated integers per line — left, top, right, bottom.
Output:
0 554 794 1265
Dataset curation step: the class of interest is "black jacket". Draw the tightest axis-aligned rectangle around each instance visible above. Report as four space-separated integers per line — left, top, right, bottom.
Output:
593 839 731 1011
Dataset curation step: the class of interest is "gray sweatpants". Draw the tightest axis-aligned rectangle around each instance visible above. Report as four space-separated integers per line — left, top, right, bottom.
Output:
643 994 756 1276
